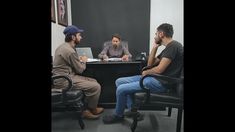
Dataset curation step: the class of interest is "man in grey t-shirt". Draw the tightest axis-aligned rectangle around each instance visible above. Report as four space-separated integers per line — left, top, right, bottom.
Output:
103 23 183 124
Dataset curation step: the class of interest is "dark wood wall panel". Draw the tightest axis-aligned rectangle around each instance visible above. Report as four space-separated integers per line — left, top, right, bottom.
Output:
71 0 150 58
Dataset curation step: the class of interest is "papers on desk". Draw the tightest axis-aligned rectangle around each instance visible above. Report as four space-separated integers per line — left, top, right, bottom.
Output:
87 58 101 62
86 58 123 62
104 58 123 62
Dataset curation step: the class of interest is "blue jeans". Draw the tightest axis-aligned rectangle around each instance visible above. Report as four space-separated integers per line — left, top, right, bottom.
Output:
114 75 166 117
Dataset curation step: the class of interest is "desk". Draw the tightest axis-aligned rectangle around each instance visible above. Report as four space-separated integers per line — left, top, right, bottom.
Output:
82 61 145 108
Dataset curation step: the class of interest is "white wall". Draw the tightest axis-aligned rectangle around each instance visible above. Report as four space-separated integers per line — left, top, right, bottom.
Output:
150 0 184 55
51 0 72 57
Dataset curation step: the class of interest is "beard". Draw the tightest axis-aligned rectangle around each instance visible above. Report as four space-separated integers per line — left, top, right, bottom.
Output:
74 38 80 45
154 37 162 44
113 44 118 49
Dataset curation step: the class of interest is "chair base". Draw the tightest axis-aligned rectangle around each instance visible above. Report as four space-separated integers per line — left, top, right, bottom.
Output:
130 112 141 132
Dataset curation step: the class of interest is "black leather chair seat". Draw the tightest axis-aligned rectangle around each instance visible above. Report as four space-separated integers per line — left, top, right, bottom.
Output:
52 92 62 104
65 90 84 103
52 89 84 105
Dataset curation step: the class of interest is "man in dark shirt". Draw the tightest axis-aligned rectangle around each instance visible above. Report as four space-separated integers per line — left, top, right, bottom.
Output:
98 34 132 61
103 23 183 124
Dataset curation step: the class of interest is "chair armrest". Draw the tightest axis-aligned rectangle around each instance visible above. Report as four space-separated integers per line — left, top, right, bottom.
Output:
51 75 73 94
142 65 153 71
141 63 158 72
139 74 183 103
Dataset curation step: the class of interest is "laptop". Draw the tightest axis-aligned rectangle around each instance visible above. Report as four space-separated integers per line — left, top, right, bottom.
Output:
76 47 100 62
76 47 94 58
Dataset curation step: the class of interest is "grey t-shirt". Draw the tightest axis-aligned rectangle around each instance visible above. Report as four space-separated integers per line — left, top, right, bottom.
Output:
98 42 132 59
157 40 183 77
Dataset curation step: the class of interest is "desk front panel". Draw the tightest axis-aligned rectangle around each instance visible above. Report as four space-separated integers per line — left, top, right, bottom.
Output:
82 61 144 107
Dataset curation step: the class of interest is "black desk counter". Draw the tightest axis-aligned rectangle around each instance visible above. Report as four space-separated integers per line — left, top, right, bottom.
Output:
82 61 145 108
86 61 142 65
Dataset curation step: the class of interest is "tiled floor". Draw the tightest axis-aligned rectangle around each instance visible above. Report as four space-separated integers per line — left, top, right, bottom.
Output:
52 108 183 132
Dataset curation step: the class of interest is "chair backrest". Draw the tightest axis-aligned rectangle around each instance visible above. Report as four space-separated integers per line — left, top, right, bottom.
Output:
103 40 128 50
166 67 183 98
176 68 184 98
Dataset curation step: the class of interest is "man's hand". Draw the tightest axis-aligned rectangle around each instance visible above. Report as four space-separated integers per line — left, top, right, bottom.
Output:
153 42 161 49
122 55 129 61
153 36 162 48
79 56 88 63
141 70 148 76
103 55 109 60
102 55 109 61
153 34 162 48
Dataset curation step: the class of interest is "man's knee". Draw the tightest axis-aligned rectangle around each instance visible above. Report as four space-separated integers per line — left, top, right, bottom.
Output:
95 83 101 92
91 82 101 93
115 77 124 86
143 78 152 87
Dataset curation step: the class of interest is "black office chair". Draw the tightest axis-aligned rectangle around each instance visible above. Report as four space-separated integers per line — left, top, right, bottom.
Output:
130 66 184 132
51 74 85 129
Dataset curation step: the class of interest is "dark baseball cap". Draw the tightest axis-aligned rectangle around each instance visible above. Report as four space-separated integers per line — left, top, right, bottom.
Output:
63 25 84 35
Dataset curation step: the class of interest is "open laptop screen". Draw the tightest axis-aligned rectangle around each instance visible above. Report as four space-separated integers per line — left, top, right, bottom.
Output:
76 47 93 59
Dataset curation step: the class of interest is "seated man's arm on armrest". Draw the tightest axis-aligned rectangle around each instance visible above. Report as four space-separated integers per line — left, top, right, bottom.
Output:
142 57 160 71
142 57 171 76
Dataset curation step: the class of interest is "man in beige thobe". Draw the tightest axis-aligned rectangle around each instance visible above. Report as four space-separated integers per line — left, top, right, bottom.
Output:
53 25 104 119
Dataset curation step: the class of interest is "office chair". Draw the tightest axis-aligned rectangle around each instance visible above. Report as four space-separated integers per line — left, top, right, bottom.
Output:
51 74 85 129
130 66 184 132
